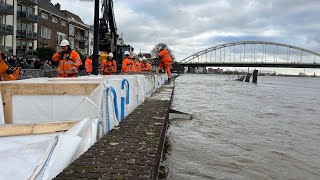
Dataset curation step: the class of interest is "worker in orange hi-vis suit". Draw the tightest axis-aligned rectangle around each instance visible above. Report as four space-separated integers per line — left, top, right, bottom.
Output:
121 51 132 73
52 39 82 77
141 56 151 71
134 58 142 72
0 52 21 81
158 48 172 77
85 55 93 75
130 54 136 72
101 52 117 75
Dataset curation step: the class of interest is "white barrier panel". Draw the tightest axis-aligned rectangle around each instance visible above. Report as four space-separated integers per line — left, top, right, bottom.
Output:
0 74 168 180
12 83 105 124
0 118 99 180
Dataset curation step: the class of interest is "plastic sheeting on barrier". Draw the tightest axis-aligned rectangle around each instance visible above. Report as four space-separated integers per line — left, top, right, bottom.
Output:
0 117 98 180
0 73 169 180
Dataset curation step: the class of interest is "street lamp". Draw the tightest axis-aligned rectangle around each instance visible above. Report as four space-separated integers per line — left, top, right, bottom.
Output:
92 0 100 75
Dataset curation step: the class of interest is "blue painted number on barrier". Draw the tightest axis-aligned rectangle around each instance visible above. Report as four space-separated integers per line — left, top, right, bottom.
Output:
121 79 130 121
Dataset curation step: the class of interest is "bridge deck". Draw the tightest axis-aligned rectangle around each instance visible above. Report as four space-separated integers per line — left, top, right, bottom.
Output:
179 62 320 68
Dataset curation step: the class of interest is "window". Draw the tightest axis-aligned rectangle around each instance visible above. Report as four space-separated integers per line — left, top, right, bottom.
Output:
61 20 66 26
52 17 58 23
57 32 66 45
41 26 51 39
41 12 48 20
69 25 74 36
69 37 74 49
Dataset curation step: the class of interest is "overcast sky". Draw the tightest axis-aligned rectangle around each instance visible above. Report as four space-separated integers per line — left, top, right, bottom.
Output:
51 0 320 61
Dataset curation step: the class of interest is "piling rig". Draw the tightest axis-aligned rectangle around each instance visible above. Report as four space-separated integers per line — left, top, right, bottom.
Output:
99 0 118 56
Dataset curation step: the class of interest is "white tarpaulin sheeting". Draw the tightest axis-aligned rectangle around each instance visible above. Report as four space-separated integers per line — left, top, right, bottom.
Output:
0 74 168 180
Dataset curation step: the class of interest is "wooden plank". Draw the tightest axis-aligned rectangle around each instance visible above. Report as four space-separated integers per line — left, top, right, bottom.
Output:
9 83 99 95
0 86 12 124
0 121 79 137
0 83 99 123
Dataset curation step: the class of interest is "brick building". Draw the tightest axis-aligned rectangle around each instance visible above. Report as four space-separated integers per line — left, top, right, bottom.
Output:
37 0 68 52
61 10 90 55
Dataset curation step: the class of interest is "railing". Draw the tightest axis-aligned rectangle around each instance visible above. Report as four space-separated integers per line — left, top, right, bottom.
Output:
0 24 13 35
75 34 84 41
0 2 14 15
17 0 38 6
17 11 38 23
20 70 92 79
17 30 38 40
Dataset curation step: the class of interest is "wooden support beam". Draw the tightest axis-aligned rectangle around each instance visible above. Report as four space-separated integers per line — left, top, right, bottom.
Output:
0 121 79 137
0 83 99 124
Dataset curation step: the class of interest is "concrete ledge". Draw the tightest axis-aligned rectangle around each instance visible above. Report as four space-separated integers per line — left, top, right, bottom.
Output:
54 81 174 180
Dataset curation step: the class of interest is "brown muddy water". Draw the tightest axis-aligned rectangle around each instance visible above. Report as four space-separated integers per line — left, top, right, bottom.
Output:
160 74 320 180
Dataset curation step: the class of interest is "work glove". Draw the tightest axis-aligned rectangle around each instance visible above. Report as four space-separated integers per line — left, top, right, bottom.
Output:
72 66 78 72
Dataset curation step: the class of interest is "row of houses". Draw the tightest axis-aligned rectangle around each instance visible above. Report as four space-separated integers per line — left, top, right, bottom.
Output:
0 0 94 59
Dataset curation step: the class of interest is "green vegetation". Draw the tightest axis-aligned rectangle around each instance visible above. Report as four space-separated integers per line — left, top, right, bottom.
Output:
37 47 55 61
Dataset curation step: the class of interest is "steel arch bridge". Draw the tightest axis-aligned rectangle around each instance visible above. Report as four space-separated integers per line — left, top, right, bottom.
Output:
179 41 320 68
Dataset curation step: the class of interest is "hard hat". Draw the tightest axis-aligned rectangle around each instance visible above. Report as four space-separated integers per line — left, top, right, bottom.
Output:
139 58 142 61
142 56 147 61
124 51 130 55
59 39 69 46
108 52 113 57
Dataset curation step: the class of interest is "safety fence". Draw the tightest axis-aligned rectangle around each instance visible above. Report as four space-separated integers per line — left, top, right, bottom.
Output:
20 69 89 79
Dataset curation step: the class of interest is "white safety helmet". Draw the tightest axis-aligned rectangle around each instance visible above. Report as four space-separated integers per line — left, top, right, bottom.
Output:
59 39 69 46
124 51 130 55
142 56 147 61
108 52 113 57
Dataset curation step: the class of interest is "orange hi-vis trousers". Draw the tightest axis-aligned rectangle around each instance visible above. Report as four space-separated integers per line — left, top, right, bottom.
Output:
159 61 172 77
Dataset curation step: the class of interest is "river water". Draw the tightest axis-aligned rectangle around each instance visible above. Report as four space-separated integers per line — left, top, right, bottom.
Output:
162 74 320 180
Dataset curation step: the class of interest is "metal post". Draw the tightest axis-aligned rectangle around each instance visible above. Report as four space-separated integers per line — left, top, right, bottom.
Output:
92 0 100 75
300 50 302 63
215 49 216 62
210 50 212 62
289 47 291 63
220 48 221 62
205 52 207 63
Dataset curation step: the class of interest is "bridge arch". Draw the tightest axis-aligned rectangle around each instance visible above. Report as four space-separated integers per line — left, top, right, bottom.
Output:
180 41 320 63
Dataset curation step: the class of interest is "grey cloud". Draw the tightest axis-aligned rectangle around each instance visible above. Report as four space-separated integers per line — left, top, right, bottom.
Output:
52 0 320 60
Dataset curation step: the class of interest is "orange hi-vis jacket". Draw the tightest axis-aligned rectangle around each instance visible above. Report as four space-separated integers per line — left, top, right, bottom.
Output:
102 59 117 75
134 61 142 72
85 58 92 74
121 57 132 73
0 59 21 81
158 49 172 64
52 49 82 77
141 62 151 71
130 60 136 72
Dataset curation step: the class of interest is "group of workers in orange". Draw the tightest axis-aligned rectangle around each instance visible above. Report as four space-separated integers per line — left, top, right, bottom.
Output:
52 39 172 78
84 53 117 75
121 51 151 73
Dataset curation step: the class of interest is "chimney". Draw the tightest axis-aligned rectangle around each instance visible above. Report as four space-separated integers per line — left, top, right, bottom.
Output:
55 3 61 10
